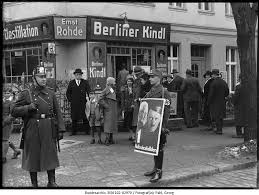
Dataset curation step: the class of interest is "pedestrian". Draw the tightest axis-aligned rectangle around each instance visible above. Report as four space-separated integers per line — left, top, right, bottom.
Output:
181 69 203 128
139 72 152 100
98 77 118 145
162 75 168 88
11 66 65 188
131 66 143 136
66 68 91 136
89 91 104 144
231 74 245 138
208 69 229 134
121 77 135 141
201 70 214 129
126 69 134 81
2 87 21 163
167 69 184 118
143 69 171 183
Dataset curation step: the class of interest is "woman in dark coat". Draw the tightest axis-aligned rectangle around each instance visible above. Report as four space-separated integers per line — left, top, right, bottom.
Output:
99 77 118 145
11 67 65 187
232 74 246 138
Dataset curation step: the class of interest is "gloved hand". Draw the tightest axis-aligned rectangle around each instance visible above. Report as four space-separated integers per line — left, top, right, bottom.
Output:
58 132 63 141
162 128 170 135
28 103 37 111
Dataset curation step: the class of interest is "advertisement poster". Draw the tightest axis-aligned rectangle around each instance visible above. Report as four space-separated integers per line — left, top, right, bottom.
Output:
88 42 107 91
134 98 165 156
169 92 177 115
155 45 168 74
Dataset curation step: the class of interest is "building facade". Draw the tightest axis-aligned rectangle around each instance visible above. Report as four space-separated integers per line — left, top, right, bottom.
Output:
3 2 258 92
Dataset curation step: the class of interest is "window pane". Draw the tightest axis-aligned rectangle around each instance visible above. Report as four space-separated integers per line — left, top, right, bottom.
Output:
226 48 229 62
198 3 202 9
226 65 230 86
231 66 236 91
11 51 26 76
27 49 33 56
173 60 178 71
4 52 11 76
231 49 235 62
167 45 170 57
27 56 39 75
204 3 209 10
173 45 178 57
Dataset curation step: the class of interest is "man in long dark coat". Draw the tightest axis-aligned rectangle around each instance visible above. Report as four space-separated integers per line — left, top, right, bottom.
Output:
166 69 184 118
208 69 229 134
11 67 65 187
181 69 203 128
66 68 91 135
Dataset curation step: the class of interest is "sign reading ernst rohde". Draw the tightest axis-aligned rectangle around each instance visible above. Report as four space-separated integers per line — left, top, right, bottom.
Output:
134 98 165 156
90 17 170 44
54 17 86 39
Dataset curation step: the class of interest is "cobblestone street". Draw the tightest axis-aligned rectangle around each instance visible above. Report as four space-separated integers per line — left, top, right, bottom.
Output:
166 167 257 188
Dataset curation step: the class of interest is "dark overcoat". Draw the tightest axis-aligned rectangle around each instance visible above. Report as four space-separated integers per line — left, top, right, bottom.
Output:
232 83 246 126
208 77 229 120
132 77 142 127
121 86 134 112
181 77 202 102
202 78 214 121
11 85 66 172
66 79 91 120
144 84 171 149
98 86 118 133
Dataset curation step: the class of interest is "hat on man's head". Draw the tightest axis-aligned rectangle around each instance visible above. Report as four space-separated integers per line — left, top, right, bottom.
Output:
211 69 220 75
203 70 212 78
185 69 192 75
32 66 46 76
140 72 149 81
171 69 179 74
106 77 116 85
166 74 173 78
133 66 143 73
149 69 162 79
126 77 134 83
74 68 83 74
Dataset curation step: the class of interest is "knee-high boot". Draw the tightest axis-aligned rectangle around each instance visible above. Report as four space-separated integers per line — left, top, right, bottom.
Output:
144 156 157 177
30 172 38 188
90 127 95 144
47 169 58 187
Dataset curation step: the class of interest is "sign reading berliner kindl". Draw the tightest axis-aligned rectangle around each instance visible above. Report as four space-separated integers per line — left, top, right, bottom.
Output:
54 17 86 39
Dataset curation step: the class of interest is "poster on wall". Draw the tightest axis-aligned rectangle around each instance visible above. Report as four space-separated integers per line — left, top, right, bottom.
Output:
155 45 168 74
88 42 107 91
134 98 165 156
169 92 177 115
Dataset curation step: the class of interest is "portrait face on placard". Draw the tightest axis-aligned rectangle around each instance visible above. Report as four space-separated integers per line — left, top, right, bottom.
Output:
138 101 149 128
147 107 161 133
93 47 102 61
41 22 49 36
158 50 165 62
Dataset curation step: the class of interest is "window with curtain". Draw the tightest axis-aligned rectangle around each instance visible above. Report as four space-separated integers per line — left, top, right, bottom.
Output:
226 47 238 92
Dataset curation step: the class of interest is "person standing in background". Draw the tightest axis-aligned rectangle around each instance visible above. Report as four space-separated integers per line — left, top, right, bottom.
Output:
66 68 91 136
181 69 202 128
208 69 229 135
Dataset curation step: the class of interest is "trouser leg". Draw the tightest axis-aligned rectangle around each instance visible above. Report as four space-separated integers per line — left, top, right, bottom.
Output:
91 126 95 138
215 118 223 133
184 102 192 126
97 126 102 140
154 150 164 170
47 169 58 187
71 120 77 135
191 101 199 126
29 172 38 188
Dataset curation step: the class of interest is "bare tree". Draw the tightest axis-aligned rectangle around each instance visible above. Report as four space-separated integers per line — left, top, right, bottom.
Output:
231 3 258 141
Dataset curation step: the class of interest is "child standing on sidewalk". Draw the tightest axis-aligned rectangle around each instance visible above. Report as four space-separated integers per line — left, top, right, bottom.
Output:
88 91 103 144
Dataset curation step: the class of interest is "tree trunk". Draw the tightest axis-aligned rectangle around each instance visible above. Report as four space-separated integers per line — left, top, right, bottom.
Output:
231 3 257 141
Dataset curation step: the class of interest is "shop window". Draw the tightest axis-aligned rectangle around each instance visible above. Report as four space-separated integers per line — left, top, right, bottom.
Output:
132 48 151 66
191 64 199 78
168 44 180 73
226 47 238 92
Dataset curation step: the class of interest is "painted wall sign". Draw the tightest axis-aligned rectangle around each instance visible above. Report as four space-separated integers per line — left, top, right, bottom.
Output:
54 17 86 39
3 17 53 44
89 17 170 44
155 46 168 74
88 42 107 91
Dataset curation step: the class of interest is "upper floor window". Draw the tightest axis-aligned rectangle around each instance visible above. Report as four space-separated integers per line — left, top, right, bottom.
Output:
169 2 184 8
226 47 238 92
198 2 213 12
225 3 233 16
168 44 180 74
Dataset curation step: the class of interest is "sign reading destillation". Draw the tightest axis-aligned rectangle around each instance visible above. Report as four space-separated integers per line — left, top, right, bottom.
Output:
54 17 86 39
89 17 170 44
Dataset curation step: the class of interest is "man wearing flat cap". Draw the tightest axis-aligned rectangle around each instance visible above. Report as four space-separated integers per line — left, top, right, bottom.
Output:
142 69 171 183
208 69 229 134
66 68 91 136
166 69 184 118
181 69 203 128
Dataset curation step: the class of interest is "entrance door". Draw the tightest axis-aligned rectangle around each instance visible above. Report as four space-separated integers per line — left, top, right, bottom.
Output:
191 59 205 86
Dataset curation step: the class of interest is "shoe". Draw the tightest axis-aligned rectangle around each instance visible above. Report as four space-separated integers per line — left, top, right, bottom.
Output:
149 169 162 183
12 150 21 159
232 135 243 138
47 182 58 187
97 139 103 144
144 168 156 177
90 139 95 144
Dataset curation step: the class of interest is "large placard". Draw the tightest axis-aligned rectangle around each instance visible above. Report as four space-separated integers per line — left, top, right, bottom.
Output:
134 98 165 156
88 42 107 91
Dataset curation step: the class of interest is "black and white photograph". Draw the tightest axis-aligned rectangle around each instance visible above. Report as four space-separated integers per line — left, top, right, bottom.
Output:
2 1 257 192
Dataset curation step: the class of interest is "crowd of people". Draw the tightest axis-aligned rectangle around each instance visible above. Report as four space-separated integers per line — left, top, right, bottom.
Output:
3 63 243 186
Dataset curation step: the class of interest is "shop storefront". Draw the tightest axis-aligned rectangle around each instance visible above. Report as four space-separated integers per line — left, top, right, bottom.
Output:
3 16 54 85
86 16 170 91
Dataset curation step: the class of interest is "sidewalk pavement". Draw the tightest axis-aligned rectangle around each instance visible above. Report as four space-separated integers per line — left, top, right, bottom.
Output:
2 125 257 188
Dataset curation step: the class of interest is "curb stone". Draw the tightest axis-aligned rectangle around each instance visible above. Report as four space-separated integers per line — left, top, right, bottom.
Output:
138 161 257 187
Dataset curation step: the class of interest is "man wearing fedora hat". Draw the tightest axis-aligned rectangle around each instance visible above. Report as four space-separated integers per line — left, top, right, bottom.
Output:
166 69 184 118
66 68 91 136
208 69 229 134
